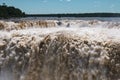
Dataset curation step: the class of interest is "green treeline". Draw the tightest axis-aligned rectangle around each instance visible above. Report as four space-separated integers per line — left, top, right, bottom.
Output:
27 13 120 17
0 3 120 18
0 3 25 18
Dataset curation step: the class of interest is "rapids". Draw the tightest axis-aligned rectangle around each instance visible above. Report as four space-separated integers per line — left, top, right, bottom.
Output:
0 20 120 80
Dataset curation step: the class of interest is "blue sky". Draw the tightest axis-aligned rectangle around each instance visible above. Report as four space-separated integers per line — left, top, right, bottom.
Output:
0 0 120 14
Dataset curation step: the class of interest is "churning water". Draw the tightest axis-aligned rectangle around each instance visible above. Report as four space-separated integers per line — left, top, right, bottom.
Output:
0 18 120 80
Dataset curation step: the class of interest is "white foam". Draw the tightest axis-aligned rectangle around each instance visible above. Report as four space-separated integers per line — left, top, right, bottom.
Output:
0 20 120 43
0 26 120 43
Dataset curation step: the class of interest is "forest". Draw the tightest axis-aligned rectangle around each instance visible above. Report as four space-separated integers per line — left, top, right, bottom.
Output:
27 13 120 17
0 3 120 18
0 3 25 18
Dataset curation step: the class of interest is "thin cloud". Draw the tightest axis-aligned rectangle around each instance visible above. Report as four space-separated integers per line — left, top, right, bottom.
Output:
43 0 47 3
59 0 63 1
59 0 71 2
66 0 71 2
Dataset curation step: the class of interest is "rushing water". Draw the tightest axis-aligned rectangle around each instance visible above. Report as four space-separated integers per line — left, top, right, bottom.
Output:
0 19 120 80
3 17 120 22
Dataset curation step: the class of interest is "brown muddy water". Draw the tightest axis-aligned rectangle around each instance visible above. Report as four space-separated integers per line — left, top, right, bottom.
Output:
0 19 120 80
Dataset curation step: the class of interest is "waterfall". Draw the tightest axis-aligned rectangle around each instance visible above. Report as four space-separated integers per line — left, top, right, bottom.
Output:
0 20 120 80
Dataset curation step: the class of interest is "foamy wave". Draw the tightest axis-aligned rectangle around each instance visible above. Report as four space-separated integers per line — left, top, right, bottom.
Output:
0 20 56 31
0 20 120 31
0 20 120 80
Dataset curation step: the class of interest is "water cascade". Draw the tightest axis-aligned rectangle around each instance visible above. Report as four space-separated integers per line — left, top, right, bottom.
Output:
0 20 120 80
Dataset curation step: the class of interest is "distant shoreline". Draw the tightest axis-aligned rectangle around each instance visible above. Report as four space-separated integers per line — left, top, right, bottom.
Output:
26 13 120 17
